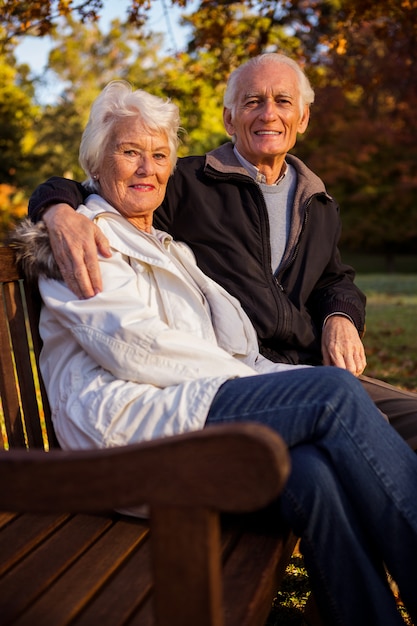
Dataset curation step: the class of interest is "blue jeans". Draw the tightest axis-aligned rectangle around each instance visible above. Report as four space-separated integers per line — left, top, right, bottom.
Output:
206 367 417 626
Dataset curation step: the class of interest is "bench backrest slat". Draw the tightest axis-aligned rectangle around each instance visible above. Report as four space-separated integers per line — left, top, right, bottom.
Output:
0 246 58 450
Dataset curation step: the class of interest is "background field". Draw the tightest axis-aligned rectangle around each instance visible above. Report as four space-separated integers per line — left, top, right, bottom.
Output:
356 274 417 392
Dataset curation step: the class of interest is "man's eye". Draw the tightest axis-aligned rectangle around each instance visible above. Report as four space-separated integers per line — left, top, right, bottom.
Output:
245 99 260 107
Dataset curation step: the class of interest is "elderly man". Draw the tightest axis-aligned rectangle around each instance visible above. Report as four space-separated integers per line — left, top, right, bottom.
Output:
28 52 417 448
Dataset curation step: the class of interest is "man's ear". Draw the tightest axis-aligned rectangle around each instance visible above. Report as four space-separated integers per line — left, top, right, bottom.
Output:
298 105 310 135
223 107 235 136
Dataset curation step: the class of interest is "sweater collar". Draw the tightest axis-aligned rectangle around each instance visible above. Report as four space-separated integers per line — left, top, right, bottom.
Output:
232 146 288 185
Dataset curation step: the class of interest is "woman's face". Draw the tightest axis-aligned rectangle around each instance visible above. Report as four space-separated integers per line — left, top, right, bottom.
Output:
97 116 172 231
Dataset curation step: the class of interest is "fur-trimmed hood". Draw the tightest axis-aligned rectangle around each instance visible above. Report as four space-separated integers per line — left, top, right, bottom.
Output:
8 218 63 283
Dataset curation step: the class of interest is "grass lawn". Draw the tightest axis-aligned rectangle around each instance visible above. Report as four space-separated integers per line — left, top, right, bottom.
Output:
356 274 417 392
267 274 417 625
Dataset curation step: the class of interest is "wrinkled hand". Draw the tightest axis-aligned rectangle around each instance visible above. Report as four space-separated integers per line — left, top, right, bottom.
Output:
321 315 367 377
43 204 111 299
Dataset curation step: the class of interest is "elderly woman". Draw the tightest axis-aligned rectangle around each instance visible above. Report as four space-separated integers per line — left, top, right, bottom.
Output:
13 82 417 626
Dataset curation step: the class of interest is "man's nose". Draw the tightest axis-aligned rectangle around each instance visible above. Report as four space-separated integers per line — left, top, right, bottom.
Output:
260 99 278 120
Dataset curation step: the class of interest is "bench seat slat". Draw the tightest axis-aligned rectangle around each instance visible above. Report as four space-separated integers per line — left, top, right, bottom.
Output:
0 513 70 576
0 512 294 626
0 514 115 620
73 529 153 626
0 511 17 529
4 516 150 626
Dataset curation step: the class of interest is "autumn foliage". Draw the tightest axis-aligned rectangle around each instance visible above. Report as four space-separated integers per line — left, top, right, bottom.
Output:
0 0 416 261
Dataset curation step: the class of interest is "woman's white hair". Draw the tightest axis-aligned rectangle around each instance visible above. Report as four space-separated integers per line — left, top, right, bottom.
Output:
79 81 181 188
223 53 315 117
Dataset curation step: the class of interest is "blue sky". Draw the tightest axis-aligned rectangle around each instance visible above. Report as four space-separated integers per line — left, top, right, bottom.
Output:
15 0 191 103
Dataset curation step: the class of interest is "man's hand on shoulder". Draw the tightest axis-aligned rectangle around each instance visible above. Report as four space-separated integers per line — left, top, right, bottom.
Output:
43 203 111 299
321 315 367 377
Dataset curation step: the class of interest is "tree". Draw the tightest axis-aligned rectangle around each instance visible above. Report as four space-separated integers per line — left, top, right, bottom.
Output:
26 16 170 182
294 0 417 262
0 52 40 186
1 0 105 48
2 0 417 263
0 183 28 242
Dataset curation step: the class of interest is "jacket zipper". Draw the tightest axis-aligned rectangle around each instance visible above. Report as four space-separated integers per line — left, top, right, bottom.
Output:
275 196 314 289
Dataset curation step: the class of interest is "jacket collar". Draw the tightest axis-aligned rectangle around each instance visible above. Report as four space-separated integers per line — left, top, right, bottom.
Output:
81 195 174 267
204 142 332 202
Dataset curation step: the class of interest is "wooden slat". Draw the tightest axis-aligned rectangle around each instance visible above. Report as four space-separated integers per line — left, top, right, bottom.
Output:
11 517 150 626
0 282 27 448
0 514 115 624
21 277 58 448
0 247 21 282
73 525 152 626
0 513 70 576
0 511 17 529
3 280 45 448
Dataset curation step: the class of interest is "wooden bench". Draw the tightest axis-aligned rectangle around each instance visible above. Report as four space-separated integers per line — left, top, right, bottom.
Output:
0 245 298 626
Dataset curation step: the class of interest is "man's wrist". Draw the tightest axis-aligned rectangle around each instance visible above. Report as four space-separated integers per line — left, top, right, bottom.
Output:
322 313 354 330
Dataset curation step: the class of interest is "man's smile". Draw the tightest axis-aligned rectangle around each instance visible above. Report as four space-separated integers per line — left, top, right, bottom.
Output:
254 130 282 135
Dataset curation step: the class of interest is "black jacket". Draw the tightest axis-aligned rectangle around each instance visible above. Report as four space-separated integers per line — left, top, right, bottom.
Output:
28 143 366 365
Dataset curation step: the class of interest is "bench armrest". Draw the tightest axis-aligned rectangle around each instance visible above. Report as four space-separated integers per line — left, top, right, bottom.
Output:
0 422 289 514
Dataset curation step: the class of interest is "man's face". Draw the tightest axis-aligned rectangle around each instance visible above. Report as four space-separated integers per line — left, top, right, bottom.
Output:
223 62 310 169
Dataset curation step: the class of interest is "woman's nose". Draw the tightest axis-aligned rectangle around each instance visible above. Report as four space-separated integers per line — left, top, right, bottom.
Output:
136 155 155 175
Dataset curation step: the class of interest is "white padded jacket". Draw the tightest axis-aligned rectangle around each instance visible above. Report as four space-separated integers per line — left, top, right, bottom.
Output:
38 195 303 451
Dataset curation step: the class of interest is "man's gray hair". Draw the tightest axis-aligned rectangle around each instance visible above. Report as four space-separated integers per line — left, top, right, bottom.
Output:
223 53 315 117
79 81 181 188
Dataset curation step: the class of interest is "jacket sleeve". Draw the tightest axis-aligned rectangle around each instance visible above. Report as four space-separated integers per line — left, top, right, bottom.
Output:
28 177 88 222
39 250 257 387
153 176 180 232
306 211 366 335
153 156 204 235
